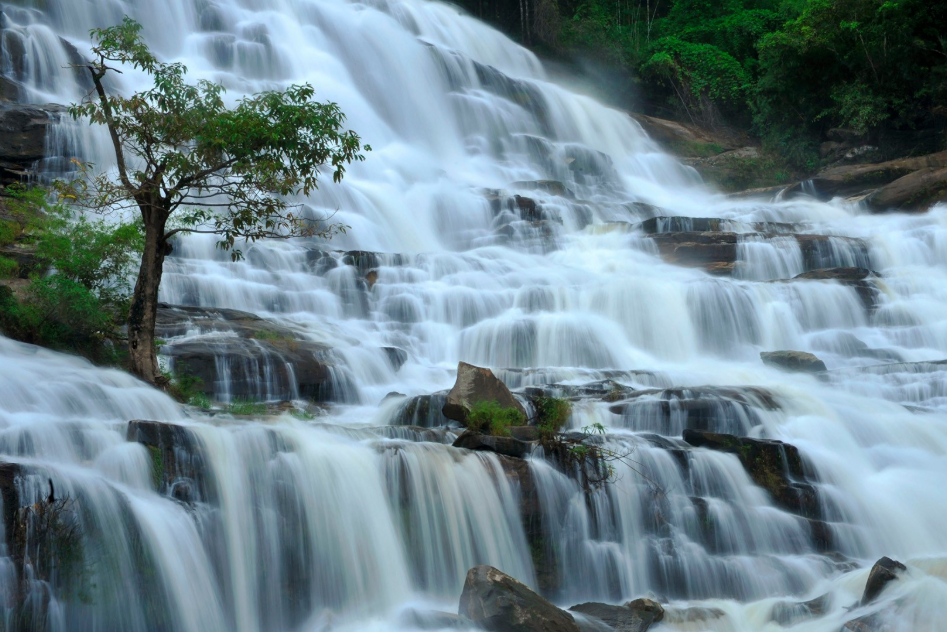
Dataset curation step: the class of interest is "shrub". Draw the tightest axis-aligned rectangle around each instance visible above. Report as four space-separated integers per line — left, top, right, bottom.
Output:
466 401 525 436
228 398 267 417
533 395 573 439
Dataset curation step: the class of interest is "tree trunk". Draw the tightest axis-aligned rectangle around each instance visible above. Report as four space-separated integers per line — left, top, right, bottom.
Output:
127 210 171 386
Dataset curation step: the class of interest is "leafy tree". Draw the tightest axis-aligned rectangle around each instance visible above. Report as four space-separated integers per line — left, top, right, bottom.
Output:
65 17 367 386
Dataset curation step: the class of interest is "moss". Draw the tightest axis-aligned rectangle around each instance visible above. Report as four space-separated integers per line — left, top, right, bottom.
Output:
228 398 267 416
0 219 20 246
146 445 163 490
0 256 18 279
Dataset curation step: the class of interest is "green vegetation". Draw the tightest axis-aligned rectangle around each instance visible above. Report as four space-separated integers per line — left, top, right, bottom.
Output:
466 400 525 436
532 395 573 440
0 185 142 364
64 17 366 386
146 445 164 489
228 398 268 416
464 0 947 171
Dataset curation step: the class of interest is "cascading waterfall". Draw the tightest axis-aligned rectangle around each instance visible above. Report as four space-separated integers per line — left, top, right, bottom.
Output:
1 0 947 630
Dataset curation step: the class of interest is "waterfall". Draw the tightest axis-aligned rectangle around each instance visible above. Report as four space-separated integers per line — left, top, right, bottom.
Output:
2 0 947 630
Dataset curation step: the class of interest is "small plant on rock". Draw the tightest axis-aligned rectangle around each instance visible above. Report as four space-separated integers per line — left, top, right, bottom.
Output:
466 401 524 436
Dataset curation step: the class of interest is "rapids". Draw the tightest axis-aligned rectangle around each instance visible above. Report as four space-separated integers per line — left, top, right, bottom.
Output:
1 0 947 630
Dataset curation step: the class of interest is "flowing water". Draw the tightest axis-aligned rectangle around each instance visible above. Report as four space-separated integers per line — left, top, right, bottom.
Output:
2 0 947 630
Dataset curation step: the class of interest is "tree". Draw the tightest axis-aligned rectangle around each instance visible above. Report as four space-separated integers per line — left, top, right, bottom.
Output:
65 17 367 386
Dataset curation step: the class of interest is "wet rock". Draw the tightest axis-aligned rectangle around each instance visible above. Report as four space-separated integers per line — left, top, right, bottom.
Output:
156 304 353 402
770 593 830 627
392 393 453 428
761 350 827 373
637 216 724 234
648 231 737 275
682 429 819 519
442 361 527 425
453 430 534 459
396 608 471 630
860 557 907 605
569 599 664 632
459 565 579 632
511 179 571 197
842 612 886 632
127 420 207 501
793 235 871 271
0 104 65 183
661 606 726 626
865 166 947 212
509 426 541 441
382 347 408 371
814 150 947 199
791 268 881 312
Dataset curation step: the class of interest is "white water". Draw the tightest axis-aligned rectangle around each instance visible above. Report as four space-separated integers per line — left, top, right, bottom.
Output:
2 0 947 630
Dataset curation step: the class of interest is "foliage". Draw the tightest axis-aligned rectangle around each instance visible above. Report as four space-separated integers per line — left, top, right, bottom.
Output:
552 0 947 168
228 398 268 416
65 16 368 260
0 185 142 362
466 400 525 436
532 395 573 440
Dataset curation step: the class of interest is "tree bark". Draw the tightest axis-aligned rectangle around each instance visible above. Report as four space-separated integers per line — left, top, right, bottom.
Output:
127 207 171 386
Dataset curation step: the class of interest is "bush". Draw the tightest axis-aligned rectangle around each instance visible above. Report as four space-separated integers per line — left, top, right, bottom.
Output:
466 401 525 436
0 185 142 364
533 395 573 439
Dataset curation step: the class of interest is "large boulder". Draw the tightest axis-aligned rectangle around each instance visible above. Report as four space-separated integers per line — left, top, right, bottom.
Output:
860 557 907 605
761 350 827 374
127 420 207 503
865 166 947 212
769 593 830 627
569 599 665 632
442 362 527 424
458 565 579 632
814 151 947 199
0 104 66 181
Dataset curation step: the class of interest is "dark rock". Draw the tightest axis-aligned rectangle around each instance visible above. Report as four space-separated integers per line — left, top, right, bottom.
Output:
860 557 906 605
661 606 726 626
814 151 947 199
770 593 830 627
791 268 881 312
382 347 408 371
647 231 737 276
396 608 471 630
682 429 819 519
442 361 527 425
0 104 65 183
842 612 886 632
792 235 871 271
156 304 351 402
511 179 571 197
392 393 453 427
509 426 540 441
303 248 338 276
459 565 579 632
453 430 534 459
865 166 947 212
127 420 207 501
569 599 664 632
637 216 724 234
761 350 827 373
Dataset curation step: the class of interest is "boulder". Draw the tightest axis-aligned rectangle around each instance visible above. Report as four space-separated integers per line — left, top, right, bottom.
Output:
661 606 726 626
127 420 206 502
442 362 527 424
865 166 947 212
770 593 830 627
647 231 737 275
396 608 471 630
156 304 355 403
0 104 65 183
392 393 453 427
860 557 907 605
569 599 664 632
814 151 947 199
682 429 820 519
453 430 534 459
761 350 827 373
458 565 579 632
